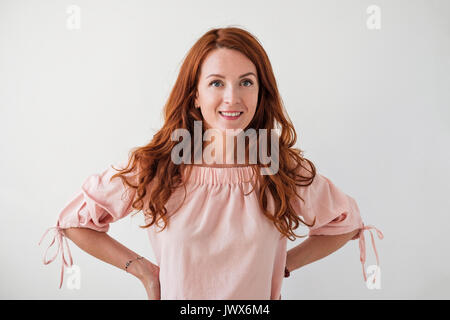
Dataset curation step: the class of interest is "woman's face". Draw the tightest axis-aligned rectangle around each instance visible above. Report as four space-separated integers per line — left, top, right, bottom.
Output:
195 48 259 133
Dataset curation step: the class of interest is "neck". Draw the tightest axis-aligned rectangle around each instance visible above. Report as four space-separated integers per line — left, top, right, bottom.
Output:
197 130 252 166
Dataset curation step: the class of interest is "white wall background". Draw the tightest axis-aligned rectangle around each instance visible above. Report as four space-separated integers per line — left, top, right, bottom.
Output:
0 0 449 299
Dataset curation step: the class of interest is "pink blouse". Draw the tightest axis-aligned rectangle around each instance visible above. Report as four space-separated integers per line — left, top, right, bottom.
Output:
38 161 383 299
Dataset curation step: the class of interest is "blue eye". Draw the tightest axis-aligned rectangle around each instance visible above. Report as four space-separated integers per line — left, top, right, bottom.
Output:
210 80 222 87
209 79 254 87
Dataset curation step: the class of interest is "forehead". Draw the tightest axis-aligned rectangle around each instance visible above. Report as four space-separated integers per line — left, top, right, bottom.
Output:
199 48 257 77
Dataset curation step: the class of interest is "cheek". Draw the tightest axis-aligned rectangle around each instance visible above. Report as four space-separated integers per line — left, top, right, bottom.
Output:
245 93 259 114
201 93 222 110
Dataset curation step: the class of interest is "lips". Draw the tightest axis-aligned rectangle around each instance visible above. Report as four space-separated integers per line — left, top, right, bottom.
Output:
219 111 243 120
219 111 243 116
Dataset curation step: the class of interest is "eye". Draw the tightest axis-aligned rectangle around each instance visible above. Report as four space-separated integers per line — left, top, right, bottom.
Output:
209 80 222 87
208 79 254 87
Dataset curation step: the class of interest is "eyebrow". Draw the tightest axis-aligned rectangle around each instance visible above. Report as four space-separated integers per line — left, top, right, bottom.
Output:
206 72 257 79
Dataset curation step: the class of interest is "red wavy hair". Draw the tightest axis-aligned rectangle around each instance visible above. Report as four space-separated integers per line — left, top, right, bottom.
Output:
111 26 317 241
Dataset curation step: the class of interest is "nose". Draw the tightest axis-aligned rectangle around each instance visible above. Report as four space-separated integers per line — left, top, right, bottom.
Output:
222 84 242 107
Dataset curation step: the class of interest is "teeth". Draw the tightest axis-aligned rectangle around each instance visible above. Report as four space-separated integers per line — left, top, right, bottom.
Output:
220 111 241 117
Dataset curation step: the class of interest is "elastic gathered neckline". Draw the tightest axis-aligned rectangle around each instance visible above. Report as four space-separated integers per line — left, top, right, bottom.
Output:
184 164 259 185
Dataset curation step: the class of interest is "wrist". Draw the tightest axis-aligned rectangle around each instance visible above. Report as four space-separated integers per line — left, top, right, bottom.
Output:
133 258 159 282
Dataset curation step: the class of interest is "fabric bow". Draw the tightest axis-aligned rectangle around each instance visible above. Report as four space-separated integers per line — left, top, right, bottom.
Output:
38 226 73 289
357 224 384 285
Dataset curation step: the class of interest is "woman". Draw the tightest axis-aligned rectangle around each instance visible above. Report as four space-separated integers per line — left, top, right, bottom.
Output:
39 26 383 300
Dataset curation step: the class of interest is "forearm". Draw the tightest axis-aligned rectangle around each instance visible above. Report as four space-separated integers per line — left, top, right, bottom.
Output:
286 229 359 273
62 227 155 282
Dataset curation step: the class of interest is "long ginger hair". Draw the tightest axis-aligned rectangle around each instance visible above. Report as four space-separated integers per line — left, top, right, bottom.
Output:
111 26 317 241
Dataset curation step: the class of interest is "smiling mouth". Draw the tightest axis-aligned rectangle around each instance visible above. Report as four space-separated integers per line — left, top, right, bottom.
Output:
219 111 243 119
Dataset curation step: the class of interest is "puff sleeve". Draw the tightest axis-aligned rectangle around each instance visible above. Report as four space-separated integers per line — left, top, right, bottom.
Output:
291 166 384 285
38 161 137 288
